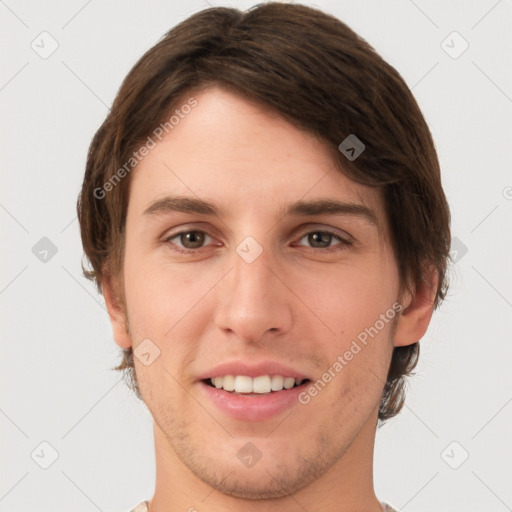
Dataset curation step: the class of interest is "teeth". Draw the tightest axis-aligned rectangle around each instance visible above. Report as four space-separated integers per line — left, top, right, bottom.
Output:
223 374 235 391
253 375 271 393
234 375 253 393
209 375 306 393
283 377 295 389
270 375 284 391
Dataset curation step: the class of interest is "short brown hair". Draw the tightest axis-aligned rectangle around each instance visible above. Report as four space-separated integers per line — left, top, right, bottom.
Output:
77 2 451 424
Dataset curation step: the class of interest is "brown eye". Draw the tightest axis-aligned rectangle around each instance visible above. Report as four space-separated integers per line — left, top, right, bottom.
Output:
179 231 206 249
165 230 215 253
296 230 351 250
307 232 334 248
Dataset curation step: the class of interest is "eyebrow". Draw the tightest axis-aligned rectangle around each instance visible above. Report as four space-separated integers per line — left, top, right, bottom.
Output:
143 195 379 228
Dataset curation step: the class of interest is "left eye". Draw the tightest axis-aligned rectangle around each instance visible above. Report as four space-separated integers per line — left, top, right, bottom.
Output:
295 230 350 250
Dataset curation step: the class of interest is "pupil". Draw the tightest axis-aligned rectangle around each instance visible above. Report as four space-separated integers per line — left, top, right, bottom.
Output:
183 231 204 248
309 232 330 247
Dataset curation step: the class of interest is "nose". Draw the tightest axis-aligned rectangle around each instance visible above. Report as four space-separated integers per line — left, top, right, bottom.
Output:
213 242 293 344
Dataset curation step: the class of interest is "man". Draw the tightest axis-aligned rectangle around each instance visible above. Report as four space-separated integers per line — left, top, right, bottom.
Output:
77 3 451 511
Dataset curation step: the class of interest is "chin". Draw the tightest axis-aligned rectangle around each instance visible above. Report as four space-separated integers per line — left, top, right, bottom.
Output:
189 461 316 500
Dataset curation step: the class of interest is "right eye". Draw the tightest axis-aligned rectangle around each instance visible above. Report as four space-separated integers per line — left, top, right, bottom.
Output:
163 230 219 254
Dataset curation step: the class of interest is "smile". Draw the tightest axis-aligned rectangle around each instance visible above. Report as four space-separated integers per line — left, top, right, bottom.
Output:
205 374 309 394
200 376 312 421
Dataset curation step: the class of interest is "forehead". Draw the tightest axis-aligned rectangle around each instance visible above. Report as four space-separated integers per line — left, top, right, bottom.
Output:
127 87 387 232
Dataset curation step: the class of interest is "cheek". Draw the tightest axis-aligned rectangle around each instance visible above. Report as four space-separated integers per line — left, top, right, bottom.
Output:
293 256 397 407
124 250 204 332
294 257 397 337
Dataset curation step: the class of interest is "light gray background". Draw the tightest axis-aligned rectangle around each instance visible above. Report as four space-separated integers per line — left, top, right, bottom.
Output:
1 1 511 511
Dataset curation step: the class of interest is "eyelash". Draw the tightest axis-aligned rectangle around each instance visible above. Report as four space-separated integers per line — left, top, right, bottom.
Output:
163 228 353 255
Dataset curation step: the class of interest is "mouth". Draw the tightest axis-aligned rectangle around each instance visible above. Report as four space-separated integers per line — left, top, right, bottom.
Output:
202 375 311 396
199 375 312 421
196 361 314 420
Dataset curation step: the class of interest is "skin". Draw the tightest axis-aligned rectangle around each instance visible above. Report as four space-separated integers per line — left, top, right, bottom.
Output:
102 86 438 512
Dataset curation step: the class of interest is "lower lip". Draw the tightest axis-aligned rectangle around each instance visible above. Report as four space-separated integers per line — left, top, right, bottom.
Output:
199 380 308 421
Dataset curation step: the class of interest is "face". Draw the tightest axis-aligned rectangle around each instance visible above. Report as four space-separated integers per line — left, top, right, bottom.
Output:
109 87 407 499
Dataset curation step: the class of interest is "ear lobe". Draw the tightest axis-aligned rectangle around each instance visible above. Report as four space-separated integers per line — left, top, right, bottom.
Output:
394 266 439 347
101 268 132 349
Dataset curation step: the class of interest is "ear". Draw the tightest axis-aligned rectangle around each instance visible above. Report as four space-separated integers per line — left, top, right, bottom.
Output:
394 265 439 347
101 267 132 349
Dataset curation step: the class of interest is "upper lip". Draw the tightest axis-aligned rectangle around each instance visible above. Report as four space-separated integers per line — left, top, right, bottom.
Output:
197 360 311 381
